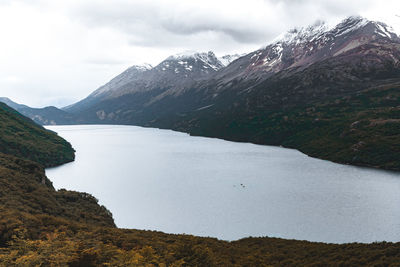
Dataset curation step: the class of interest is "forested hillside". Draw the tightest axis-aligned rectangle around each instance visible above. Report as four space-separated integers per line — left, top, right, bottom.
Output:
0 103 74 167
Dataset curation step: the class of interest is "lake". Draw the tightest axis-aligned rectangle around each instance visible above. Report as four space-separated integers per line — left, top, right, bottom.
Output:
46 125 400 243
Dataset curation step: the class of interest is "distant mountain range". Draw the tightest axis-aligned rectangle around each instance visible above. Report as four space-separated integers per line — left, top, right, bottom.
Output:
3 16 400 171
0 97 74 125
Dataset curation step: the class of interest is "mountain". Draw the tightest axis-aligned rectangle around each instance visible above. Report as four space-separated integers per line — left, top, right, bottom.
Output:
207 16 400 86
64 51 226 122
65 16 400 171
0 97 75 125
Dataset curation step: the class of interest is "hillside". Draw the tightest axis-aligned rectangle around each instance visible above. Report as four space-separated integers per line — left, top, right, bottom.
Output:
0 103 75 167
0 103 113 228
0 103 115 262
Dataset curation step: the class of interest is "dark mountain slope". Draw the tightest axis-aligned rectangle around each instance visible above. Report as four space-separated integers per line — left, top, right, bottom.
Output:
166 80 400 170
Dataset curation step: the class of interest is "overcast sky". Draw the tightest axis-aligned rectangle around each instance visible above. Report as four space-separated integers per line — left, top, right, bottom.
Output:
0 0 399 107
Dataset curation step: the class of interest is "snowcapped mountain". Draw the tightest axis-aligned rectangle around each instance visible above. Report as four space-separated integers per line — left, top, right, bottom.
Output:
64 51 225 114
260 16 399 69
212 16 400 86
247 17 399 76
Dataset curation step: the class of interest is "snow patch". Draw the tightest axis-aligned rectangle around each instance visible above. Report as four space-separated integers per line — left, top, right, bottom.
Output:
374 22 395 38
166 50 224 71
218 54 244 66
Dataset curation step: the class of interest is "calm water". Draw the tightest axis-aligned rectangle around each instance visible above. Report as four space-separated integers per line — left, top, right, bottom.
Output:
46 125 400 243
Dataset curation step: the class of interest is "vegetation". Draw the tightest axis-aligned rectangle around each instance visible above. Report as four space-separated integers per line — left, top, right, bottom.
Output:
1 214 400 266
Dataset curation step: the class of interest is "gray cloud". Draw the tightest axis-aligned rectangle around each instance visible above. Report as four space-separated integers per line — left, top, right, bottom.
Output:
68 0 380 50
70 1 284 45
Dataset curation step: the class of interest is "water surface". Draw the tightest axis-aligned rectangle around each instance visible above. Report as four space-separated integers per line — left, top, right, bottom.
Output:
46 125 400 243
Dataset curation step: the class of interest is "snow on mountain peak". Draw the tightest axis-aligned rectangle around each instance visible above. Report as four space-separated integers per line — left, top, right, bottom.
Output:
330 16 369 37
219 54 244 66
128 63 153 72
371 21 398 38
277 20 330 45
163 51 224 71
167 51 214 60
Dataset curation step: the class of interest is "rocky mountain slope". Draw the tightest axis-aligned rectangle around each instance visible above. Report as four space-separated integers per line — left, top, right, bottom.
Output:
62 16 400 171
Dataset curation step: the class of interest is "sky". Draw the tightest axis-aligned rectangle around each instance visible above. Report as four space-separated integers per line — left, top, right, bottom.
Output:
0 0 399 108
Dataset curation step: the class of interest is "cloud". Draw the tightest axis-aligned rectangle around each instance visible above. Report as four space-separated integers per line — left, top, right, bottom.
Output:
69 0 380 47
69 0 277 45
